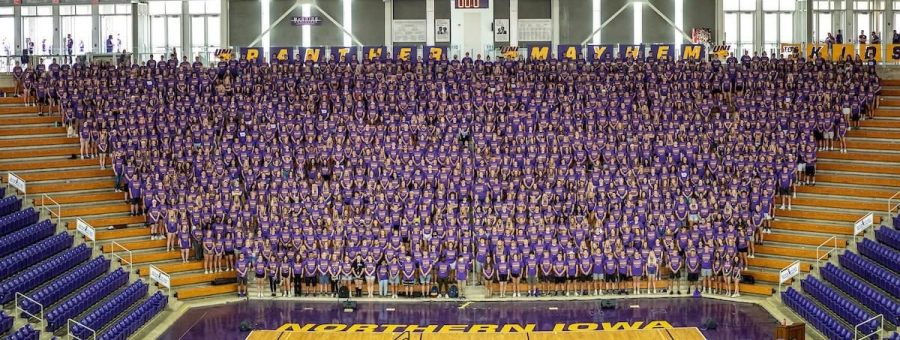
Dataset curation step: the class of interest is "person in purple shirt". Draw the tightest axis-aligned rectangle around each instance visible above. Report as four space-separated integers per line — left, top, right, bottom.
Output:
591 248 604 295
401 254 417 297
668 249 682 295
510 253 523 297
603 250 617 294
389 257 401 298
496 254 510 297
616 250 629 295
552 252 567 296
722 254 734 296
629 251 644 295
455 254 468 299
712 255 723 295
646 251 659 294
731 255 744 297
436 257 452 298
699 244 714 294
525 252 539 297
292 253 303 297
202 230 215 274
686 248 701 295
363 254 376 298
254 257 267 298
539 250 553 296
482 258 495 297
418 250 434 297
178 225 191 264
236 252 249 298
377 257 390 297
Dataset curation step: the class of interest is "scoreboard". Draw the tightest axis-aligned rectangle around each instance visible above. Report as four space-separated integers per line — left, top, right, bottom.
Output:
455 0 489 9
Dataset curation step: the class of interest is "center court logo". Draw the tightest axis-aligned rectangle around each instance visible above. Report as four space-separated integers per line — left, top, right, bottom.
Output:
274 321 674 332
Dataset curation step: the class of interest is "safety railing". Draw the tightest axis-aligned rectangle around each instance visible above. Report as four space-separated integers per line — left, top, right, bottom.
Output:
854 314 883 340
815 236 838 268
40 194 62 227
6 172 26 202
74 217 96 249
15 292 44 331
889 190 900 226
778 260 802 293
149 264 172 296
68 318 97 340
110 241 133 272
854 212 876 241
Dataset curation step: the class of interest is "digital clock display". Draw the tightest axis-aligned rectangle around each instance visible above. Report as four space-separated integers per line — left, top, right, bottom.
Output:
455 0 489 9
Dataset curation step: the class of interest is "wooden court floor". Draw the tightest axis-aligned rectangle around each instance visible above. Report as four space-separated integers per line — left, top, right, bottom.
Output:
246 328 707 340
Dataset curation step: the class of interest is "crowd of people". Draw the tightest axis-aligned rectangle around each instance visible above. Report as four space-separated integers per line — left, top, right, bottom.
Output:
10 49 879 300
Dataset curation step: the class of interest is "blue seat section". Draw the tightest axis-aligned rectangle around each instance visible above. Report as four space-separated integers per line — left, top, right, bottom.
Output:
98 292 168 340
0 311 12 335
46 268 128 332
20 256 110 316
4 324 38 340
0 232 72 281
839 251 900 298
0 220 54 258
822 263 900 326
0 243 91 304
0 197 22 219
801 276 879 335
0 208 38 237
858 238 900 274
889 331 900 340
782 287 854 340
71 280 148 340
875 227 900 252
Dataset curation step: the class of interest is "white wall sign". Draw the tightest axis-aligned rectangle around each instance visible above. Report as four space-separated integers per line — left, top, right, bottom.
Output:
779 261 801 284
494 19 510 42
392 20 427 43
517 19 551 42
149 266 171 288
76 218 95 241
435 19 451 43
854 212 874 235
7 173 25 193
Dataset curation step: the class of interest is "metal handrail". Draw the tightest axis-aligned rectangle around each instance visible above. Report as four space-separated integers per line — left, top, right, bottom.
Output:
854 314 883 340
109 241 133 272
889 190 900 223
6 171 26 202
15 292 44 331
815 236 838 268
40 194 62 227
68 318 97 340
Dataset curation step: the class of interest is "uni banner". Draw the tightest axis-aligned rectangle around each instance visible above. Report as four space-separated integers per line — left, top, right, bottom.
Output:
649 44 674 60
619 44 643 60
240 47 263 63
858 44 882 61
363 46 386 60
805 44 828 59
330 46 358 62
831 44 854 61
557 45 582 60
499 46 520 59
779 43 800 59
269 47 294 62
887 44 900 62
392 46 417 61
300 47 325 62
424 46 448 61
213 48 233 61
587 45 615 61
680 44 705 60
528 45 551 60
711 44 731 59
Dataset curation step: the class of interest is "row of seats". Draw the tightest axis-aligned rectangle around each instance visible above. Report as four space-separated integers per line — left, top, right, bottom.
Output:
858 238 900 274
71 280 148 339
801 276 878 334
783 287 854 340
46 268 128 332
0 311 11 335
875 227 900 252
0 243 91 304
0 220 53 258
6 324 38 340
99 292 168 340
822 263 900 326
838 251 900 300
21 256 110 316
0 232 72 280
0 197 22 220
0 208 38 237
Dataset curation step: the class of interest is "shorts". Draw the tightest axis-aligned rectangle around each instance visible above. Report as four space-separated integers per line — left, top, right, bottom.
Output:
670 271 681 280
390 276 400 285
498 274 508 282
687 272 699 282
738 247 748 253
592 273 604 281
365 275 375 283
580 274 591 282
605 274 617 282
420 274 432 284
554 276 566 284
319 275 330 284
618 273 629 281
403 278 416 286
824 131 834 139
796 163 806 172
238 277 248 285
341 275 353 282
647 269 657 277
305 276 317 285
805 165 816 176
255 273 265 279
701 269 712 278
778 186 792 195
225 250 234 256
526 276 538 285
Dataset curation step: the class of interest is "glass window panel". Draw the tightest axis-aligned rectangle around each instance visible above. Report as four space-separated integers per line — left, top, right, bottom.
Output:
817 13 832 41
100 15 131 53
166 1 182 14
59 5 73 15
724 1 739 11
208 16 220 47
21 7 36 16
189 1 205 14
780 13 793 42
857 12 870 40
99 5 115 15
191 16 205 47
168 16 181 48
740 0 756 11
855 1 869 10
116 4 130 14
724 12 738 44
740 13 754 43
23 16 54 54
780 0 796 11
763 0 779 11
207 0 220 14
149 2 165 15
151 16 166 53
76 5 91 15
765 13 778 43
36 6 51 16
61 15 93 55
0 17 13 57
0 7 12 16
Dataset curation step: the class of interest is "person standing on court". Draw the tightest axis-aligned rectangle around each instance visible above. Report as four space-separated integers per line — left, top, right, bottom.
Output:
65 34 73 64
106 35 114 53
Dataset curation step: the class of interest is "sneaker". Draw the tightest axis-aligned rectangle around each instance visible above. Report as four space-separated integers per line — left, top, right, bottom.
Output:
732 293 741 297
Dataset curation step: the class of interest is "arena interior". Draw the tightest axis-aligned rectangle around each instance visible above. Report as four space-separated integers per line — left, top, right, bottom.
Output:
0 0 899 339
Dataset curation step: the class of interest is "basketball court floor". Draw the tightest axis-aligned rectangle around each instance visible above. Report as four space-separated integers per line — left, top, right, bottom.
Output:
158 297 778 340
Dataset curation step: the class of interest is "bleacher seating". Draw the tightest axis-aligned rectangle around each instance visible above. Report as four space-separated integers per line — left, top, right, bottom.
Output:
20 256 110 316
875 227 900 252
838 251 900 302
71 280 148 339
821 262 899 326
0 243 91 304
98 291 168 340
0 197 22 219
858 238 900 274
782 287 854 340
800 275 878 334
5 324 38 340
46 268 129 332
0 232 72 280
0 208 38 237
0 220 54 258
0 311 12 335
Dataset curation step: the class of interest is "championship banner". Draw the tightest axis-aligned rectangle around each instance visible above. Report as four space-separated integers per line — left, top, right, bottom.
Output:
557 45 582 60
859 44 882 61
649 44 674 60
587 44 614 61
424 46 448 61
363 46 386 60
711 44 731 59
214 48 234 61
269 47 294 62
240 47 263 63
392 46 417 61
779 43 800 59
528 45 551 60
680 44 705 60
330 46 357 62
887 44 900 62
619 44 643 60
499 46 519 59
831 44 854 61
805 44 828 59
300 47 325 62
